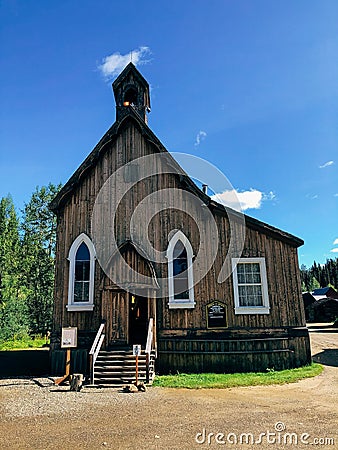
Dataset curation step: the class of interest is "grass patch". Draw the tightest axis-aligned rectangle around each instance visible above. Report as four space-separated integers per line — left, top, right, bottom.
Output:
153 363 323 389
0 336 48 351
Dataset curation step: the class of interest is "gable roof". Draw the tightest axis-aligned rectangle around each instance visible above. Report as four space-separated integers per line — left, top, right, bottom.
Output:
313 287 330 295
49 107 303 248
313 287 338 299
113 62 149 91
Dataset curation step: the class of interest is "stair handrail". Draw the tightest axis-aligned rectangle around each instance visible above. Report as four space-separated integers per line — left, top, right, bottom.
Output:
145 317 154 355
89 320 106 385
145 318 154 383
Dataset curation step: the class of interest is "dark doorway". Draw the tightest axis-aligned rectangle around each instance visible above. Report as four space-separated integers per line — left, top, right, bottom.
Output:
129 294 148 346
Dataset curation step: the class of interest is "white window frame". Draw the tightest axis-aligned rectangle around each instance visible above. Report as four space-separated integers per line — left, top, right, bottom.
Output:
166 231 195 309
232 257 270 315
67 233 96 312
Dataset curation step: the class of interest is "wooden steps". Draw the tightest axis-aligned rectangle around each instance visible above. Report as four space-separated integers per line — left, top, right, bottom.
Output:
92 348 156 387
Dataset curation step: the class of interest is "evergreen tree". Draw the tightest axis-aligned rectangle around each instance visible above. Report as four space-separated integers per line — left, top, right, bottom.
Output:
300 258 338 291
0 196 28 341
21 184 61 335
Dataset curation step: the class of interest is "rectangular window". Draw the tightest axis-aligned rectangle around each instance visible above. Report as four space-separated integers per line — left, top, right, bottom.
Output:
232 258 270 314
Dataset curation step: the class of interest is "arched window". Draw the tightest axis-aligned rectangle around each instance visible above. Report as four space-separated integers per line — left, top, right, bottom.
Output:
166 231 195 309
74 243 90 302
173 241 189 300
67 233 96 311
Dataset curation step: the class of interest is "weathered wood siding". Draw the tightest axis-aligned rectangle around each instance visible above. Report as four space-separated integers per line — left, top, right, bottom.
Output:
51 117 310 373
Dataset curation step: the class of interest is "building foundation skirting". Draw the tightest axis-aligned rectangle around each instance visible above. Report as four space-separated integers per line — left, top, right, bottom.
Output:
50 348 89 376
157 329 311 374
49 330 96 375
49 328 311 375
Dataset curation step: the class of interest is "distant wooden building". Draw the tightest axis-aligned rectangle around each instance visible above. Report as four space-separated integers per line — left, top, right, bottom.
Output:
312 287 338 301
302 292 316 321
303 287 338 322
310 298 338 323
50 63 311 380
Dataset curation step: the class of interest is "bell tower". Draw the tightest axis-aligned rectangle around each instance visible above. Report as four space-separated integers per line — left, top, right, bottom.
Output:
112 62 151 124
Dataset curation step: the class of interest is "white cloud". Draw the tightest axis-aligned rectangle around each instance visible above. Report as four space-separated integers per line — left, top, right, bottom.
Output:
212 189 263 211
194 130 207 147
333 238 338 245
98 46 151 79
263 191 276 201
319 160 334 169
330 248 338 253
306 193 319 200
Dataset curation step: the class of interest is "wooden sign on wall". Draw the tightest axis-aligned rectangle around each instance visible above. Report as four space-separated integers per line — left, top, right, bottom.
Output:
206 301 227 329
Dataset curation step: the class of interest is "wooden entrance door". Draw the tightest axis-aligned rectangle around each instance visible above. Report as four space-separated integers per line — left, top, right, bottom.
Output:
101 289 129 347
128 294 148 346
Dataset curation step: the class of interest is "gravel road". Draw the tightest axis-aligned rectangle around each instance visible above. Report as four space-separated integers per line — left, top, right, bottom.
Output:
0 324 337 450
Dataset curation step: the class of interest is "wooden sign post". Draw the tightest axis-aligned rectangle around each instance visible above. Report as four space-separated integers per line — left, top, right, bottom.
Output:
133 344 141 386
55 327 78 385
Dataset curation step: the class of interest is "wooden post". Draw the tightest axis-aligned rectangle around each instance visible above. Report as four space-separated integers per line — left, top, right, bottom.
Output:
89 353 93 385
145 352 149 384
133 344 141 386
55 348 71 385
65 348 70 377
135 354 139 386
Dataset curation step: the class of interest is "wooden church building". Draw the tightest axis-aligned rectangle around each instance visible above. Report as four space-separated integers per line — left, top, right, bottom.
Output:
50 63 311 381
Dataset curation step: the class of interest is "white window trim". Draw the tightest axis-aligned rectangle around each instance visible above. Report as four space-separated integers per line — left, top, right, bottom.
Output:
166 231 195 309
232 257 270 315
67 233 96 312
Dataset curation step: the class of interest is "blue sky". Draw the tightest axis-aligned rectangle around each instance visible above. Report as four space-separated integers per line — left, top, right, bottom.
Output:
0 0 337 267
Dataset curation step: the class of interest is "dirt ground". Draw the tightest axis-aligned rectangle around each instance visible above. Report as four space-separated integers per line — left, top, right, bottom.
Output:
0 324 337 450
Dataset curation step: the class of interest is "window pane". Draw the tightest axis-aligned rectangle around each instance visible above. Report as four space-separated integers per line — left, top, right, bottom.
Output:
237 264 245 275
238 285 263 306
82 282 89 302
174 276 188 292
173 257 188 275
238 285 248 306
75 261 90 281
174 290 189 300
237 263 261 284
249 263 261 283
237 272 246 284
74 281 90 302
74 281 82 302
173 241 186 259
76 242 90 261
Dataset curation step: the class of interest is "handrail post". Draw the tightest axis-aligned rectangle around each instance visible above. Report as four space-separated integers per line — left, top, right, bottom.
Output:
89 353 93 384
89 320 106 385
145 318 154 383
146 352 149 383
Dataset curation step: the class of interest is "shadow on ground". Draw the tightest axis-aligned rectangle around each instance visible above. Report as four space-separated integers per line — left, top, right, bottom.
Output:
312 349 338 368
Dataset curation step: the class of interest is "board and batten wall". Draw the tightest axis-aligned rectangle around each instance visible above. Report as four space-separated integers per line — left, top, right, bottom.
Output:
50 117 311 374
